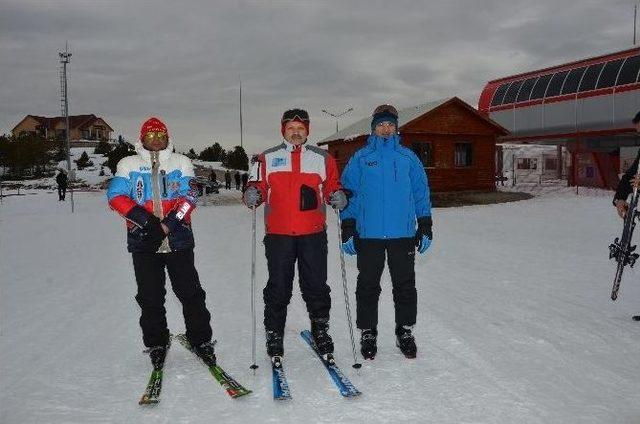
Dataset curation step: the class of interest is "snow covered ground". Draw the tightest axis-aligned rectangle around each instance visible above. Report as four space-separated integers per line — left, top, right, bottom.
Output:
2 190 640 424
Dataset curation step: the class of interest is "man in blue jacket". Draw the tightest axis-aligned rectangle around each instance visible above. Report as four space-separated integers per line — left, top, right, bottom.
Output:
340 104 432 360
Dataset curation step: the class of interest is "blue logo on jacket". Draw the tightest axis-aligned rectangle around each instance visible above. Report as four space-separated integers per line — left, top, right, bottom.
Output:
272 157 287 167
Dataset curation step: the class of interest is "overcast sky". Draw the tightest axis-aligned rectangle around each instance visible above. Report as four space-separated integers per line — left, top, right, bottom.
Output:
0 0 635 155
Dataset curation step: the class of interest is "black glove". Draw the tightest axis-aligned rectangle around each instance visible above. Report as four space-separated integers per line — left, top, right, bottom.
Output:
127 206 166 251
341 218 359 243
142 215 167 252
415 216 433 244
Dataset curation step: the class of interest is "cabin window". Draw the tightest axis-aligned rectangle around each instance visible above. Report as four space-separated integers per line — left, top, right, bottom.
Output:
454 143 473 167
412 142 434 168
517 158 538 170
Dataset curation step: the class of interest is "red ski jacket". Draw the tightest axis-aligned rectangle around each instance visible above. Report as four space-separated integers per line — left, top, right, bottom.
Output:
248 142 341 236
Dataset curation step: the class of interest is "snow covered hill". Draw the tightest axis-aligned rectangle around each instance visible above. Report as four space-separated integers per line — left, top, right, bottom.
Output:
1 191 640 423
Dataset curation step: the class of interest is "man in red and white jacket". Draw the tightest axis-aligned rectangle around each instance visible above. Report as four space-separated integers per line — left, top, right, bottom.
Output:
243 109 349 358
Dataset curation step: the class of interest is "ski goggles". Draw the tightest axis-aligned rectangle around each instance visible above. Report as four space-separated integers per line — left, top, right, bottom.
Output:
281 108 310 124
143 131 168 141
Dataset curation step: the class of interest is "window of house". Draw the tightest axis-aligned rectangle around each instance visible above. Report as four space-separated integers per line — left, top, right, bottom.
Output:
617 55 640 85
544 71 570 97
596 58 625 89
81 130 90 139
579 63 605 92
530 74 553 100
561 67 587 94
491 82 512 106
544 157 558 171
454 143 472 167
502 80 524 104
517 158 538 170
516 77 539 102
412 142 434 168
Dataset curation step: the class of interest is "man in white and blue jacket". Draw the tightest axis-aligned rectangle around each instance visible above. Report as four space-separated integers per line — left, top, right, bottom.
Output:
107 117 215 370
340 104 432 360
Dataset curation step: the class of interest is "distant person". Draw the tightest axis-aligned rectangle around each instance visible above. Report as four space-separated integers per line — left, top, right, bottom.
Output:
241 172 248 192
614 111 640 219
234 170 241 190
106 117 216 371
209 170 217 185
56 169 68 201
340 104 432 360
224 169 231 190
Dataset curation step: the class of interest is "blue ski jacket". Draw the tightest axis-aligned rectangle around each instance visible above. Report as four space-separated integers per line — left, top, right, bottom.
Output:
340 133 431 239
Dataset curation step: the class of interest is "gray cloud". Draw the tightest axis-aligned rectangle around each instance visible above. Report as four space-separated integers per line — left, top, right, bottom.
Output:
0 0 635 154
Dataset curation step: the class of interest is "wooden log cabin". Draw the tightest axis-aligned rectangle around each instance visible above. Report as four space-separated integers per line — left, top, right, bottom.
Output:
317 97 509 192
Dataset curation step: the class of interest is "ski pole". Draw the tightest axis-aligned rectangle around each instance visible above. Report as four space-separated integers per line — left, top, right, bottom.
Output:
250 204 259 371
335 210 361 369
249 155 261 371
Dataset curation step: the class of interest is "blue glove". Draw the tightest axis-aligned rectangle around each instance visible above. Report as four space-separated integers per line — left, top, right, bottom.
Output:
415 216 433 255
342 237 357 255
417 235 431 254
341 218 358 255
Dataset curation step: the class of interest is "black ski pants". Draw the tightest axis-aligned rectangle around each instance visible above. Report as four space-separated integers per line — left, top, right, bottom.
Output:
132 250 212 348
263 231 331 334
355 238 417 330
58 185 66 200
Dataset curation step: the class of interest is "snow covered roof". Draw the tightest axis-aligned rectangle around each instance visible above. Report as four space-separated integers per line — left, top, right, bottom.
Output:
319 98 450 144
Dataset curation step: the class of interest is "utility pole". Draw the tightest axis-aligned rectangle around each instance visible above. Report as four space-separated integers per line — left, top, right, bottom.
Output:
59 43 74 213
321 107 354 133
239 78 243 149
635 3 638 45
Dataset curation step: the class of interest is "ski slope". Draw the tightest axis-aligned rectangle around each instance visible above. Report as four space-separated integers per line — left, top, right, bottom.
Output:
1 190 640 423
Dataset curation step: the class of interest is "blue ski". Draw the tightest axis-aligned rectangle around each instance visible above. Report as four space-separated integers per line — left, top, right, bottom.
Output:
271 356 292 400
300 330 361 397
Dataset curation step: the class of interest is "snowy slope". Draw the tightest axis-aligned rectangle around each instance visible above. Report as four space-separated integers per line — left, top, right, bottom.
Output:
1 191 640 423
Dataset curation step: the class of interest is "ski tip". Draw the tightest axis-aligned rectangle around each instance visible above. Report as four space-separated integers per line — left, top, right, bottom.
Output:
139 397 159 405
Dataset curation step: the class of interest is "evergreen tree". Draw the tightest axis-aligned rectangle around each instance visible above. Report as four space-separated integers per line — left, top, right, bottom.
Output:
224 145 249 170
198 142 226 162
94 140 112 155
75 151 93 170
105 141 135 175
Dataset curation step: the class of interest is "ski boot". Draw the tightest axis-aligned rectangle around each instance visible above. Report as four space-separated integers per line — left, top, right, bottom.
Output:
360 328 378 360
146 342 170 370
633 315 640 321
396 325 417 359
266 330 284 358
193 340 217 367
311 318 334 357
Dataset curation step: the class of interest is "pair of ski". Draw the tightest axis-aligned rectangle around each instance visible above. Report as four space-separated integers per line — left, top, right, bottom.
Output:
139 333 251 405
271 330 361 400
